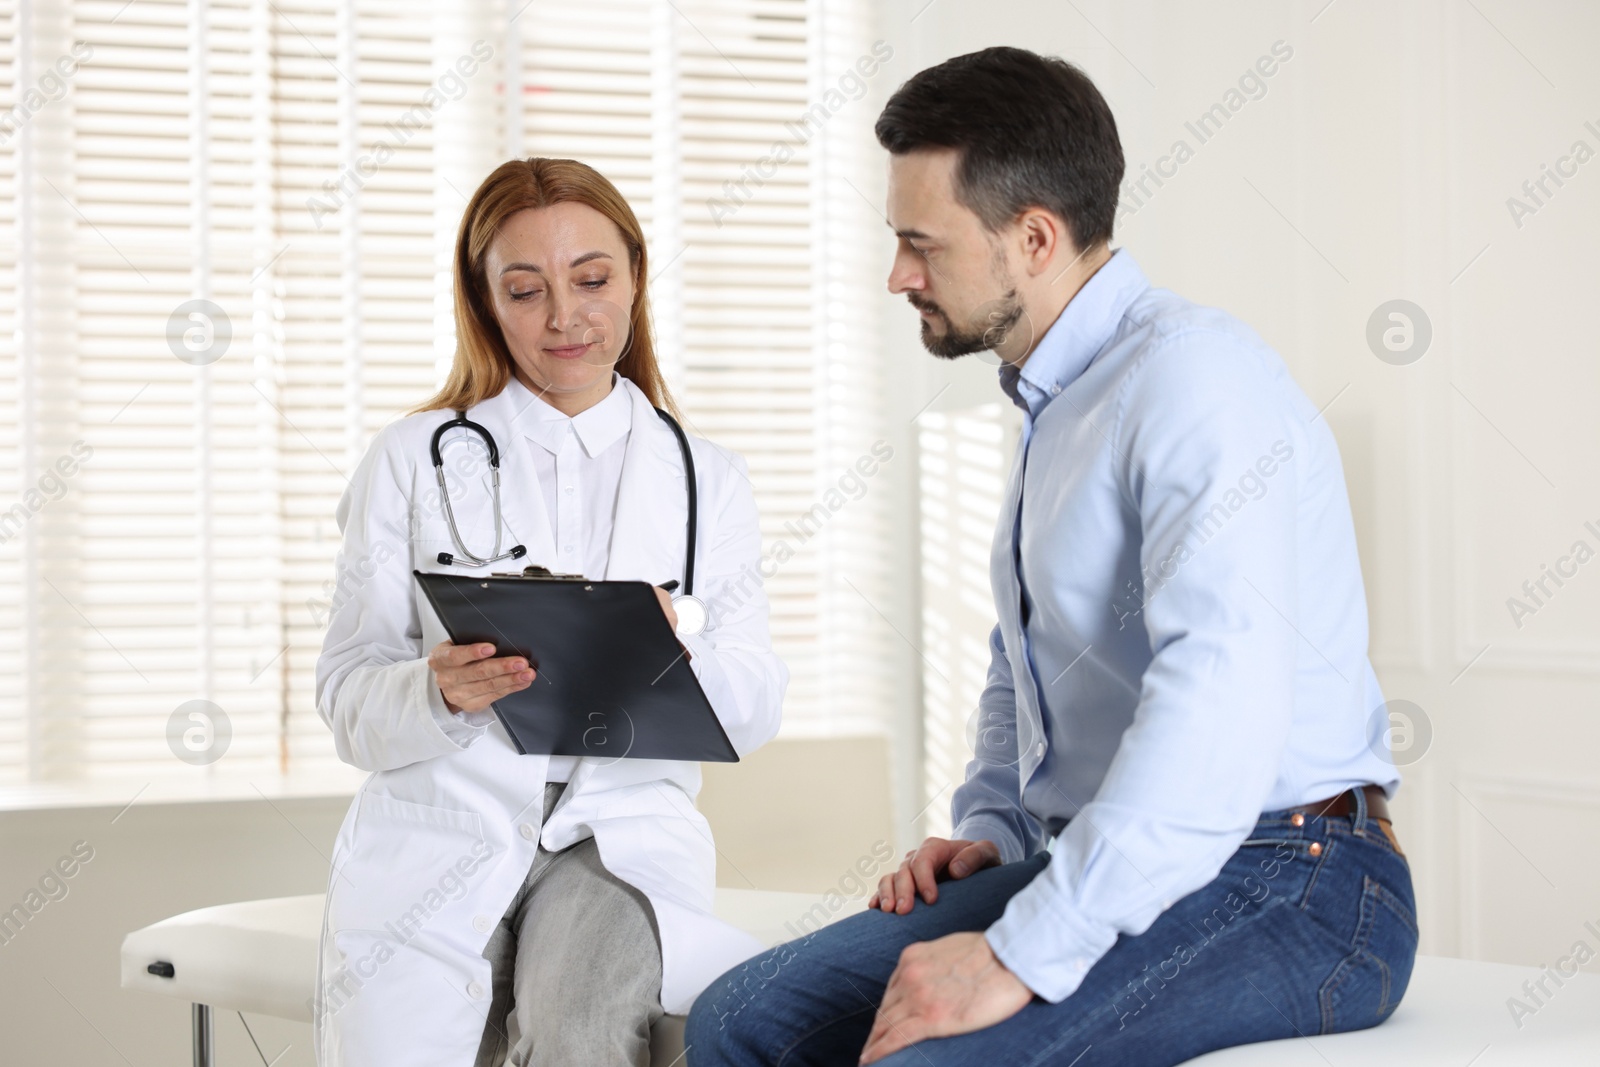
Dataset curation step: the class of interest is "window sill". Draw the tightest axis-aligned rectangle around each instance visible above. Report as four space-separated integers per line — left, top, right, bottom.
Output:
0 766 368 815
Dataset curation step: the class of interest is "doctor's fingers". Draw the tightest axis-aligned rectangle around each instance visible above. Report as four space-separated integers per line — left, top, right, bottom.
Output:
435 669 532 710
653 586 678 630
432 653 534 700
436 653 532 686
428 640 501 667
442 671 534 712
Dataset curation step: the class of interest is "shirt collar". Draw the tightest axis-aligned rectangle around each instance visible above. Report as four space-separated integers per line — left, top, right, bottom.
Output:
509 372 632 458
999 249 1149 418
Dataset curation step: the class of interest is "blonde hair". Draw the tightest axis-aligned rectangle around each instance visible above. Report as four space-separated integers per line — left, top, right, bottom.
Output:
416 158 676 415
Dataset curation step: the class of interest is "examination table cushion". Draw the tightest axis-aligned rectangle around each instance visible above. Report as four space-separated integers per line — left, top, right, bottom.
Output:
122 893 1600 1064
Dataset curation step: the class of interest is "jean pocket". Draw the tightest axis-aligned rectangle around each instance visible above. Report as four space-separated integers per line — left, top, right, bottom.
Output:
1317 875 1419 1034
1239 836 1331 909
1240 836 1319 855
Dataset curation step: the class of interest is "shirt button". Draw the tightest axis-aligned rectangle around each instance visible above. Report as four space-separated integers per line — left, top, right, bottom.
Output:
562 545 573 554
467 981 485 999
519 822 536 841
564 485 574 494
1035 742 1045 757
473 915 492 933
1051 384 1062 395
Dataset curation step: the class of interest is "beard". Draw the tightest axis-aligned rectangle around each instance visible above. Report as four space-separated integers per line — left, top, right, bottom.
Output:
906 288 1024 361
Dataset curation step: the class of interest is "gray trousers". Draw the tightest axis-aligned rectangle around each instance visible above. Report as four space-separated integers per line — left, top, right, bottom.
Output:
473 782 665 1067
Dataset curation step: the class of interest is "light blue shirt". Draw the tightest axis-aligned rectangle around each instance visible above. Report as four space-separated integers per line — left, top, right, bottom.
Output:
954 250 1398 1003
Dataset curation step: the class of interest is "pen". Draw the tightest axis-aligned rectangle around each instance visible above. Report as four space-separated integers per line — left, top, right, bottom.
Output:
658 580 680 593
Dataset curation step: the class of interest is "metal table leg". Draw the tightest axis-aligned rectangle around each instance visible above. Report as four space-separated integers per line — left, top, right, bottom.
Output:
192 1003 214 1067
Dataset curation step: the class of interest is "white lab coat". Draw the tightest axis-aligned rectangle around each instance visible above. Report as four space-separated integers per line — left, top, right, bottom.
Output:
312 377 786 1066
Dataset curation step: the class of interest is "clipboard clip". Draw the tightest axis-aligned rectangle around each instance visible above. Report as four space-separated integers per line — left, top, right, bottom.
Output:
488 565 589 581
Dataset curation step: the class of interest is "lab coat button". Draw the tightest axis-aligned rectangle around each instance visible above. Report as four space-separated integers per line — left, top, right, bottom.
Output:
467 981 485 999
473 914 492 933
1035 742 1045 758
519 822 536 841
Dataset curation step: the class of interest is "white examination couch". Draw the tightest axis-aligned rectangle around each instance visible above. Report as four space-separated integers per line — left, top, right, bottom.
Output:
123 892 1600 1066
122 889 863 1067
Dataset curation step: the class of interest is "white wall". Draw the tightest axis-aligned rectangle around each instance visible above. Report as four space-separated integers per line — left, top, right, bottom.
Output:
0 796 347 1066
881 0 1600 971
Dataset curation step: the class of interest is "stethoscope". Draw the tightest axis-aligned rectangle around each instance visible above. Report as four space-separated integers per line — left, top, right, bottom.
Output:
428 406 707 636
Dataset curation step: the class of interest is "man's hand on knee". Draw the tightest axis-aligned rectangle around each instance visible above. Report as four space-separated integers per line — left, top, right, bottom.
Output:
868 837 1001 914
858 931 1033 1064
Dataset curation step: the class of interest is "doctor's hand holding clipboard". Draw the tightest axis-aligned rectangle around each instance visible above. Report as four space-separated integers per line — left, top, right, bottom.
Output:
428 641 535 714
425 581 681 715
311 158 788 1067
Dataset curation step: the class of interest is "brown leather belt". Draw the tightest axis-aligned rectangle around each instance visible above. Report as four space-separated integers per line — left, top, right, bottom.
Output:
1286 784 1391 823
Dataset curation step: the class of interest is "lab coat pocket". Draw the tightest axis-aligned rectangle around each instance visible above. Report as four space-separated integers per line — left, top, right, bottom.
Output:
412 514 499 551
328 790 492 936
409 474 499 549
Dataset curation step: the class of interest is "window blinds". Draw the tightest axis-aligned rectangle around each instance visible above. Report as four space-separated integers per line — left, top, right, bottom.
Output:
917 403 1012 838
0 0 893 784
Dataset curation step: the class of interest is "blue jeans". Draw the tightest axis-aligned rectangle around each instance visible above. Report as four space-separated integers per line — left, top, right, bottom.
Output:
686 794 1417 1066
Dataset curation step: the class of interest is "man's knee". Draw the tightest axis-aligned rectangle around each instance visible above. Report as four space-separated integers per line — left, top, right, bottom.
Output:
685 973 757 1063
690 951 777 1031
687 936 817 1059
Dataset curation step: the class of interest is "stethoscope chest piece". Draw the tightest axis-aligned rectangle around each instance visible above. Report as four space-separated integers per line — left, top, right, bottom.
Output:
672 594 707 637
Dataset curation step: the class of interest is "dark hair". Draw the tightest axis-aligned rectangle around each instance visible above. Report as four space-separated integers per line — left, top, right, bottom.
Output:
875 47 1124 250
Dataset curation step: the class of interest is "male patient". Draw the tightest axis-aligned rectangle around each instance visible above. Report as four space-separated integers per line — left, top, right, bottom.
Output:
686 47 1416 1067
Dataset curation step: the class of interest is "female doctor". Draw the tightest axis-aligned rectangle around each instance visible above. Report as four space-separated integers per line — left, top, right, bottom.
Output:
313 157 787 1067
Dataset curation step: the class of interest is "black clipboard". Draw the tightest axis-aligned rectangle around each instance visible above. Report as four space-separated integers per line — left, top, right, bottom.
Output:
414 569 738 763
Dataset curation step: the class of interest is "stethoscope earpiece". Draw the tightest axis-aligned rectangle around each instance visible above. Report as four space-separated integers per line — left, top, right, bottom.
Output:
436 546 525 567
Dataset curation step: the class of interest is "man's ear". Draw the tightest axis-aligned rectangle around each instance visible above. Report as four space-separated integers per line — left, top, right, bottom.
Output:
1016 208 1071 277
